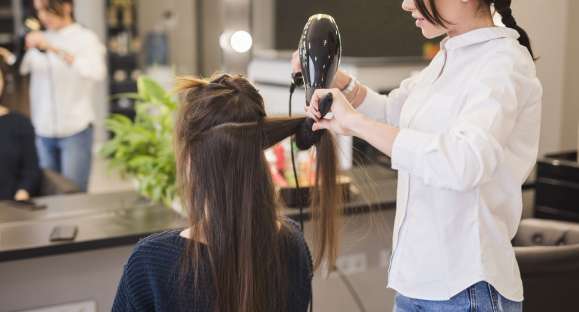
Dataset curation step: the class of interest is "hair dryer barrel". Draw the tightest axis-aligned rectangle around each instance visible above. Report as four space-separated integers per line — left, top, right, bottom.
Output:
298 14 342 105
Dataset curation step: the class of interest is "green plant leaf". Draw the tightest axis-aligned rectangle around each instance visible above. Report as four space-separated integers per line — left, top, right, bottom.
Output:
101 76 178 206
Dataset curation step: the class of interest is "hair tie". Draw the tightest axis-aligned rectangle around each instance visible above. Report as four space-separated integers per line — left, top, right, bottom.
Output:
499 7 513 17
497 6 517 27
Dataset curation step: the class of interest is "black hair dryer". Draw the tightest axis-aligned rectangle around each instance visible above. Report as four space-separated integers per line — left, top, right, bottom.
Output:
294 14 342 150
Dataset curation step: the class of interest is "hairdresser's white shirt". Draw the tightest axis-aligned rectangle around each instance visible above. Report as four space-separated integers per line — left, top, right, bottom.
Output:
20 23 106 138
357 27 541 301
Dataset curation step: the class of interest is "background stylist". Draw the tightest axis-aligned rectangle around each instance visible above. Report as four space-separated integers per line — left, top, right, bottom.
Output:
20 0 106 192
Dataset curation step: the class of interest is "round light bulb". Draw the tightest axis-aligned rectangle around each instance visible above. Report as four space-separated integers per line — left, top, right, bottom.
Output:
230 30 253 53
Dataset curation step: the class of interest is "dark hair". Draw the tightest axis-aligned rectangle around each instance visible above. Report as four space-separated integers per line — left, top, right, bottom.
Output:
174 73 341 312
39 0 74 18
414 0 535 58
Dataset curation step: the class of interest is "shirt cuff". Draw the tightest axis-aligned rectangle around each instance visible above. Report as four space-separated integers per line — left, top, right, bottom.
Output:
391 128 433 173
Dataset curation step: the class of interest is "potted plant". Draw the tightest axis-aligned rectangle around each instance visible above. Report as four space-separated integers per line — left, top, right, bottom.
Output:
101 77 178 210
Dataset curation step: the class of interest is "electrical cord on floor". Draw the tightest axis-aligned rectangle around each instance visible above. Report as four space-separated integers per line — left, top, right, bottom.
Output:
288 83 367 312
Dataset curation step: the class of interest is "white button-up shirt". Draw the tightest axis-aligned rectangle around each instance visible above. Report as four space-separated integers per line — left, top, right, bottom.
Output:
358 27 542 301
20 23 106 138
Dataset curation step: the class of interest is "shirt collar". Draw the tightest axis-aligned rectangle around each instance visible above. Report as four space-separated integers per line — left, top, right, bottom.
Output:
440 26 520 51
48 23 80 35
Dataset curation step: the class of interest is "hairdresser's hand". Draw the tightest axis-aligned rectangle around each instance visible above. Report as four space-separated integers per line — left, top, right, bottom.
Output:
25 31 49 50
308 88 362 136
14 189 30 201
0 47 15 65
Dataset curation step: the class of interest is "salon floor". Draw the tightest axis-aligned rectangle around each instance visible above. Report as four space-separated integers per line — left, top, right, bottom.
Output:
87 154 535 312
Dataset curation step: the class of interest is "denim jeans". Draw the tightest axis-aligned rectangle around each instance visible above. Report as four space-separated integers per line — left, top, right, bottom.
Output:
394 282 522 312
36 126 93 192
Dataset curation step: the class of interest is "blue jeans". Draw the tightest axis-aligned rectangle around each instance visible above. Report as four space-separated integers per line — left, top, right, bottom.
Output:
394 282 522 312
36 126 93 192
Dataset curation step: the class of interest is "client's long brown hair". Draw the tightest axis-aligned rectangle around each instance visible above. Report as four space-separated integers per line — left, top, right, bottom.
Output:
174 73 341 312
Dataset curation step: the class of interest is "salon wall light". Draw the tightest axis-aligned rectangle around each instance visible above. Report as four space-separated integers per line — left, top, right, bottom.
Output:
219 30 253 53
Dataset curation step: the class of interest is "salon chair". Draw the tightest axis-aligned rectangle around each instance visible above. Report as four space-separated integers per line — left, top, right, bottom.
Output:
513 218 579 312
38 169 81 196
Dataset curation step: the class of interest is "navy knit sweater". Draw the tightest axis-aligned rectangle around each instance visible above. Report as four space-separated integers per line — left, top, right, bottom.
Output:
112 220 313 312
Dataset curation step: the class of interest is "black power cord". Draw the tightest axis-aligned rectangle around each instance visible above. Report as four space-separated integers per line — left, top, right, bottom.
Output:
288 82 304 232
288 79 367 312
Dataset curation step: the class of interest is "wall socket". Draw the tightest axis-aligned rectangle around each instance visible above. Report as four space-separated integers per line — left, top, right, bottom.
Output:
335 253 367 275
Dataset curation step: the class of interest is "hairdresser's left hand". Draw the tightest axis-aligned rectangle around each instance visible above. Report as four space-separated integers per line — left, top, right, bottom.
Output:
25 31 49 50
307 88 362 136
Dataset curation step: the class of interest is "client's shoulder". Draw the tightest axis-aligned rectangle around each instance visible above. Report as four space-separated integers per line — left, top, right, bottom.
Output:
283 218 306 242
127 230 185 267
281 218 313 272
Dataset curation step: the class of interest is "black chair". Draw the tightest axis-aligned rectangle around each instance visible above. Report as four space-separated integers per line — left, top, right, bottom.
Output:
535 151 579 222
38 169 81 196
513 218 579 312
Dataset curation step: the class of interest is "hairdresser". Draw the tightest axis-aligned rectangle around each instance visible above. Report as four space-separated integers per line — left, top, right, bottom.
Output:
20 0 106 192
293 0 541 311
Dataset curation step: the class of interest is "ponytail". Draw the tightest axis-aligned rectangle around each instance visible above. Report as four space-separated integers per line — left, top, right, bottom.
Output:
493 0 536 59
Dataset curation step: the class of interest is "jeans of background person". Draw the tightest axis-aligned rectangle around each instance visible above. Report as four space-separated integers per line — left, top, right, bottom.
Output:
394 282 522 312
144 31 169 66
36 126 93 192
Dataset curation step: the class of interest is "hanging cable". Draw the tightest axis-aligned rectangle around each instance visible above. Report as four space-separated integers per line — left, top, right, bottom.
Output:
288 76 366 312
288 82 304 232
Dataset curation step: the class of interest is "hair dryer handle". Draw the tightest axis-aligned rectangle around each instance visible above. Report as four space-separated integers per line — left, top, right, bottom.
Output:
318 93 333 118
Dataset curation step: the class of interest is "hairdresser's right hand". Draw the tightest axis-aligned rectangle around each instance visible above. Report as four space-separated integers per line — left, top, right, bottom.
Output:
307 88 361 137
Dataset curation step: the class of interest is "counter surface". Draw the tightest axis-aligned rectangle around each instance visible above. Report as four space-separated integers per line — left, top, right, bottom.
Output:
0 166 397 262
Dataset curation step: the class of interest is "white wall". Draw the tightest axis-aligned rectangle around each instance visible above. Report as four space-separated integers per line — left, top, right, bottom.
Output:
136 0 199 75
512 0 568 155
561 0 579 151
512 0 579 155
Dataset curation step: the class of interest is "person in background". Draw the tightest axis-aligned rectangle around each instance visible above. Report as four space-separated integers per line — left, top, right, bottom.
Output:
0 48 41 201
20 0 106 192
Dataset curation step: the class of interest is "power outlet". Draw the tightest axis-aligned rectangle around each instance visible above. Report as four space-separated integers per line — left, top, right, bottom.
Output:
336 253 367 275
